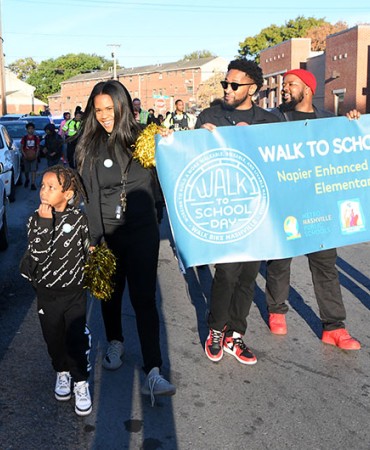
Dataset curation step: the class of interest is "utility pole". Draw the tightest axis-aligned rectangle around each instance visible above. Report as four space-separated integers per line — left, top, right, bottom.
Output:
0 0 7 115
107 44 121 80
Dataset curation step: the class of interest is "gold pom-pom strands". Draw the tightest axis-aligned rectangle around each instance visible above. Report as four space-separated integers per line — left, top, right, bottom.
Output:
132 123 163 168
83 242 117 301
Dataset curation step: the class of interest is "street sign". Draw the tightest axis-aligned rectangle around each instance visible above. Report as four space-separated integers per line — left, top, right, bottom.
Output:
155 98 166 109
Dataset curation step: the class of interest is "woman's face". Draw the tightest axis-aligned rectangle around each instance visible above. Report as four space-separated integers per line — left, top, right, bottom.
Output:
94 94 115 133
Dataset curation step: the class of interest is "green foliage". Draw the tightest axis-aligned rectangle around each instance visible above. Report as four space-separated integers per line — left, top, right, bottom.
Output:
182 50 216 61
12 53 112 103
8 57 38 81
238 16 329 62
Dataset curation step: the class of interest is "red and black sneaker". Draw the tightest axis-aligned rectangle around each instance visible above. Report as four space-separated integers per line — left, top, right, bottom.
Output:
223 332 257 365
205 328 225 362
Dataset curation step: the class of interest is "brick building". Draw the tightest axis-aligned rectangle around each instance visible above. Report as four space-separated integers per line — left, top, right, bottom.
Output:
259 25 370 115
48 56 228 116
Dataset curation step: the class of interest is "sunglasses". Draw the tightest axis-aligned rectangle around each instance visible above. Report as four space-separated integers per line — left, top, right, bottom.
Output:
220 81 255 91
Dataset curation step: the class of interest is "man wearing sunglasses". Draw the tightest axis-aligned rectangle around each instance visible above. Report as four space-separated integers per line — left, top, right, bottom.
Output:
265 68 361 350
195 59 279 366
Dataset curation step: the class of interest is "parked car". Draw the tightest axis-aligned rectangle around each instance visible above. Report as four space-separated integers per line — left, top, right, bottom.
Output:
0 178 8 250
51 116 64 132
0 120 28 151
0 123 22 201
0 113 25 122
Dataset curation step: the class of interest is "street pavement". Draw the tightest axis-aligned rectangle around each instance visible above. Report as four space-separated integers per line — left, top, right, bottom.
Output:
1 162 370 449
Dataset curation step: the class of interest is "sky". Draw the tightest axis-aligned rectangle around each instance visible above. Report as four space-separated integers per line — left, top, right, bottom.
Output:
1 0 370 69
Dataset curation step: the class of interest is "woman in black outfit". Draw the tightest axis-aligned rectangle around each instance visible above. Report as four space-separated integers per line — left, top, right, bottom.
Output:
75 80 175 404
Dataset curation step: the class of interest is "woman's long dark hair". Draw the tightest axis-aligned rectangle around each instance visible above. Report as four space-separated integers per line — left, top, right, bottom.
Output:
75 80 141 173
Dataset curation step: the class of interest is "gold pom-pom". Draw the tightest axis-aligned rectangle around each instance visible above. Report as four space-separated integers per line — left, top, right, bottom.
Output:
132 123 163 168
83 242 117 301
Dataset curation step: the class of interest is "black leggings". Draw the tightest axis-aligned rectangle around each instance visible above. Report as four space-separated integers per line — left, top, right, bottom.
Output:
102 222 162 374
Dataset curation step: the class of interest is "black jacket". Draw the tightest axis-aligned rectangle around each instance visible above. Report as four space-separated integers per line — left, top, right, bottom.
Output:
195 103 281 128
20 207 89 290
81 143 160 246
270 104 334 121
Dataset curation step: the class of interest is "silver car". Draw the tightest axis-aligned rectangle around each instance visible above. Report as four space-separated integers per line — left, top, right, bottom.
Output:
0 178 8 250
0 123 22 202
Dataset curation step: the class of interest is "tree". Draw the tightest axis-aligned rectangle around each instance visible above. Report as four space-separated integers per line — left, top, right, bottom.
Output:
196 72 225 109
15 53 112 103
306 21 347 51
182 50 216 61
8 57 38 81
238 16 348 62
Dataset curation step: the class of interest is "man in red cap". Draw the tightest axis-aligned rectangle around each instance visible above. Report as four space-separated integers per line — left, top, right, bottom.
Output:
265 68 361 350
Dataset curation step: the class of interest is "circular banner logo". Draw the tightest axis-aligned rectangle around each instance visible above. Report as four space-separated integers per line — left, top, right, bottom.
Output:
174 148 269 243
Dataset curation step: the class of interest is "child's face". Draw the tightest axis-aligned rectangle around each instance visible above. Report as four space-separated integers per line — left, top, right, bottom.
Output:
40 172 73 212
27 126 35 135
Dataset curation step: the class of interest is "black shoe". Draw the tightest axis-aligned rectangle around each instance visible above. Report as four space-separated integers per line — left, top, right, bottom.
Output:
24 180 29 188
31 184 37 191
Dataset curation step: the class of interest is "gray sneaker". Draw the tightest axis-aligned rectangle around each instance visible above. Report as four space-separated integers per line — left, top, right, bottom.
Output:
141 367 176 406
102 340 124 370
55 371 71 401
74 381 92 416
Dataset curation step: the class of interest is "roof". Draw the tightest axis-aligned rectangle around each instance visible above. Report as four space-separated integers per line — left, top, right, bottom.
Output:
61 57 222 84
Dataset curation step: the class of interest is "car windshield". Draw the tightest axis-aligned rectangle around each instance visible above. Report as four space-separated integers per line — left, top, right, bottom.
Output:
0 122 27 138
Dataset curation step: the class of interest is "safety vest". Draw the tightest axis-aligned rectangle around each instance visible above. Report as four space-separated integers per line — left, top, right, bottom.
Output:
62 119 81 137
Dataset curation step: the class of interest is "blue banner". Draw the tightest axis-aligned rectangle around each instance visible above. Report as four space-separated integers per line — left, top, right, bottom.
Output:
155 115 370 269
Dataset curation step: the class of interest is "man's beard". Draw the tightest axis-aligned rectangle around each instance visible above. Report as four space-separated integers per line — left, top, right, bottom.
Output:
281 92 304 111
222 94 249 111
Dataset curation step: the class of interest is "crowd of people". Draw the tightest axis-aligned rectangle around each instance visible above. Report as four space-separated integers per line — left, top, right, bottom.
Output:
19 59 363 418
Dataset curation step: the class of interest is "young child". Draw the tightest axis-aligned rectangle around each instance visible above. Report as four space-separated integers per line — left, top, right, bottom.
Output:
20 165 92 416
20 122 40 190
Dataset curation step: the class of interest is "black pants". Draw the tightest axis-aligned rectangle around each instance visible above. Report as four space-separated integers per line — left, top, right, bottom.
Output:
103 222 162 374
37 287 91 381
208 261 261 335
66 140 77 169
266 248 346 331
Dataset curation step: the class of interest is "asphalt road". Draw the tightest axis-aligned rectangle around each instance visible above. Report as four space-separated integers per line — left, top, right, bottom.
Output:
1 161 370 450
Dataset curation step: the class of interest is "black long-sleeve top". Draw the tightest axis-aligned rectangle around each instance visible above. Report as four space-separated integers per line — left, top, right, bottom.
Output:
24 207 90 290
81 143 159 246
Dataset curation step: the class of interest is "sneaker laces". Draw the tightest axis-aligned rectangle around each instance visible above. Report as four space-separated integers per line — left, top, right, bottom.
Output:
106 341 122 362
56 372 70 390
233 337 247 351
210 329 224 346
75 382 89 402
148 372 165 407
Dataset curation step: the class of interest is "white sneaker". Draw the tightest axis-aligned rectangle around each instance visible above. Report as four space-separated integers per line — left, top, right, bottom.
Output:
141 367 176 406
74 381 92 416
55 371 71 401
102 340 124 370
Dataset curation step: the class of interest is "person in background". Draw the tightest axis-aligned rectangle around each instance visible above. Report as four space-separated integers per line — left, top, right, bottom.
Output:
75 79 175 405
20 122 40 190
59 112 71 140
196 59 280 366
163 99 196 130
132 98 149 125
42 123 63 167
147 108 159 125
59 112 71 165
62 111 83 169
265 68 361 350
20 165 92 416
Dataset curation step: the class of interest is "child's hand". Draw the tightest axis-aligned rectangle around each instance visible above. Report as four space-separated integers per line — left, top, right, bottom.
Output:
38 203 53 218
